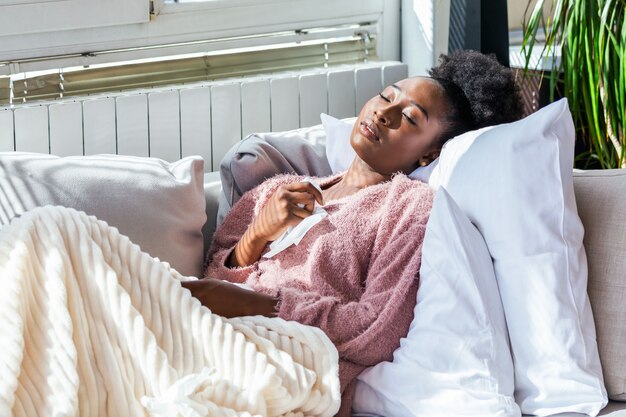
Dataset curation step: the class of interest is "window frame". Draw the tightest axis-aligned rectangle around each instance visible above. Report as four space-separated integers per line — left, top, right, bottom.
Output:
0 0 148 37
0 0 399 75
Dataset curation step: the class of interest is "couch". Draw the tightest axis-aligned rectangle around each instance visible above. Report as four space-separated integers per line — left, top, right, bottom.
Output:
201 164 626 417
2 117 625 416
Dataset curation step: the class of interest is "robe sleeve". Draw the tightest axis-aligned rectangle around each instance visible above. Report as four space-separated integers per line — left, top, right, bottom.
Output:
204 174 302 283
277 186 433 367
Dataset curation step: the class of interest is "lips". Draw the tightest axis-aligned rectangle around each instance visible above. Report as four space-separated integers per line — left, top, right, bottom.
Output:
358 119 380 142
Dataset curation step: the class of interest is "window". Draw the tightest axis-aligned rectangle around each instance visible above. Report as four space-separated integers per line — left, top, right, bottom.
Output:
3 31 377 103
0 0 395 74
0 0 148 38
0 0 399 103
507 0 551 69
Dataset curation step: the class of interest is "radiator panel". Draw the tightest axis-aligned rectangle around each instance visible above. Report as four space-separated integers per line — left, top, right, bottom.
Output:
270 76 300 133
241 79 271 138
383 63 409 88
355 66 383 113
180 87 212 164
299 73 328 128
15 106 48 154
210 83 241 172
49 101 83 157
83 98 117 155
1 62 408 171
0 109 14 152
328 69 356 120
149 90 181 162
116 94 149 157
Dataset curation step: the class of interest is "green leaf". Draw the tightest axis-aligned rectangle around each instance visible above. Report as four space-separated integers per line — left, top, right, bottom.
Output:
522 0 625 168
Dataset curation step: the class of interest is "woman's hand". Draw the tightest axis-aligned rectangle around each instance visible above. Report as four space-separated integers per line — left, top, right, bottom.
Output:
228 181 323 268
251 182 324 242
181 278 278 318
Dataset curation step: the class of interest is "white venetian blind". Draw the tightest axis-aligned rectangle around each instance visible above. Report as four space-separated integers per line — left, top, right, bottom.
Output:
1 28 377 104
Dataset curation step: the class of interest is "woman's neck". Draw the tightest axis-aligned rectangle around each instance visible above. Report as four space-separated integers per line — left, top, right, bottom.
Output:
322 157 391 203
341 157 391 189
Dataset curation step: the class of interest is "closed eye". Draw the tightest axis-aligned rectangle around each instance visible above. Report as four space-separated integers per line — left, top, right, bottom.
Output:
378 92 391 102
403 113 417 125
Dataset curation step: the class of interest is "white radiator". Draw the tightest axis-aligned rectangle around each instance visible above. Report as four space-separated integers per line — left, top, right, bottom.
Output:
0 61 407 171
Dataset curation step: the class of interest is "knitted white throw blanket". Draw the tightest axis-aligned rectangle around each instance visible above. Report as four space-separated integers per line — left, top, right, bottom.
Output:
0 206 340 417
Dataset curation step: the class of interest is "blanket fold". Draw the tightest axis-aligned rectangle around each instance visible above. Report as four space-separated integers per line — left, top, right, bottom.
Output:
0 206 340 417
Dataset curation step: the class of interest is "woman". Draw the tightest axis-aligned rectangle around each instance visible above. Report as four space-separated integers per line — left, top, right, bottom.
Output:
183 50 523 416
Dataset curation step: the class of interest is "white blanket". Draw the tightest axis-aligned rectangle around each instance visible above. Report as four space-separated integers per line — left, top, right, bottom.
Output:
0 206 340 417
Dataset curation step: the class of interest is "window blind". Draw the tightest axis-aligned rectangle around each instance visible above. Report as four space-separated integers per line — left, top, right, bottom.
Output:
1 30 376 104
0 75 8 104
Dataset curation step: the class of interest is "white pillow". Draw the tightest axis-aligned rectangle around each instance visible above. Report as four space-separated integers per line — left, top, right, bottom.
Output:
353 187 520 417
320 113 357 173
0 153 206 278
320 113 437 182
429 99 607 415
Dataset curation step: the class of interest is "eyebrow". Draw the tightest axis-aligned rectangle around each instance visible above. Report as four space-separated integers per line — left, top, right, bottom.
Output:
391 84 429 120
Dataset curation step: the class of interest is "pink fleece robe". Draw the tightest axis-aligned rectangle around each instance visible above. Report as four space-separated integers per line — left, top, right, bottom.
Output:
204 173 433 416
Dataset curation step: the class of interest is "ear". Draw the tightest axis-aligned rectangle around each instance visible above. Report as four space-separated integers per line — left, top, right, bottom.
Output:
418 148 441 166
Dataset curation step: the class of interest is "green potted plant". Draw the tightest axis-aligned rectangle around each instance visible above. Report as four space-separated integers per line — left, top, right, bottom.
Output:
522 0 625 168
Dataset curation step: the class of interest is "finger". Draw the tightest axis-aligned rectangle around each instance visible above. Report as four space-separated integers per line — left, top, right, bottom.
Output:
286 191 316 212
299 199 315 213
308 184 324 206
288 203 313 219
287 182 324 205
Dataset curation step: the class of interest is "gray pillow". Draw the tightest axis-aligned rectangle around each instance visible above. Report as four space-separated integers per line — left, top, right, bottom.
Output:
217 125 333 225
0 152 206 277
574 169 626 400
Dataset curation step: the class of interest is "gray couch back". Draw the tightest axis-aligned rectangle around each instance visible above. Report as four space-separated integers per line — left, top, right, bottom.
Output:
573 169 626 401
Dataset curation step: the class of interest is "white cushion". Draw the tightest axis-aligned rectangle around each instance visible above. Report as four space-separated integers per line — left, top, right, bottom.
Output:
353 188 520 417
0 153 206 277
320 113 437 182
321 113 357 173
429 99 607 415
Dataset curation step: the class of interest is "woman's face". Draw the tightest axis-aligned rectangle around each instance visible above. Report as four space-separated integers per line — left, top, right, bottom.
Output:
350 76 447 176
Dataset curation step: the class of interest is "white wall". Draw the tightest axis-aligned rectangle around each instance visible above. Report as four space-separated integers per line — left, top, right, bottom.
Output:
401 0 450 76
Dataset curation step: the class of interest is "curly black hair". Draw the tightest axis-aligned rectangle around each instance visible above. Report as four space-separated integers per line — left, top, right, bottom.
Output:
428 49 523 145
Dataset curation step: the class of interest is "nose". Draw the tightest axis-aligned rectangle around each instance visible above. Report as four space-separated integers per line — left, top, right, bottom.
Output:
374 103 401 128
